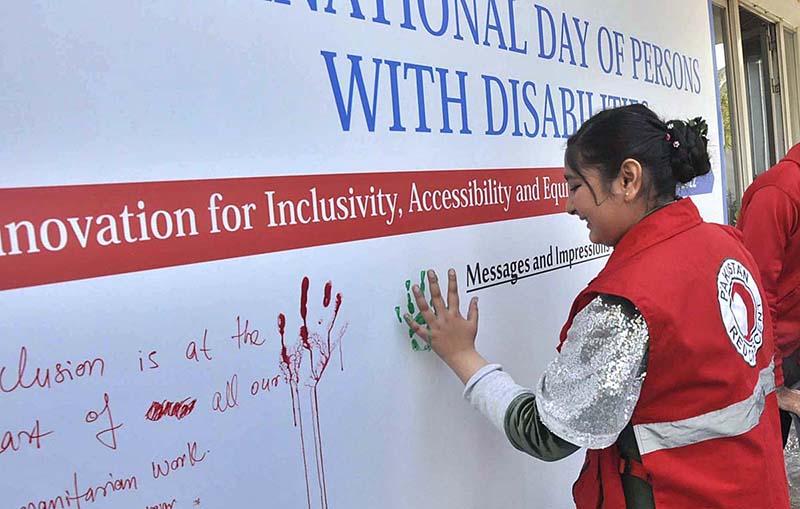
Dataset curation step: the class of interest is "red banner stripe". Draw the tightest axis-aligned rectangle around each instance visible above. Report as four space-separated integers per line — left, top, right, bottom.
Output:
0 168 567 290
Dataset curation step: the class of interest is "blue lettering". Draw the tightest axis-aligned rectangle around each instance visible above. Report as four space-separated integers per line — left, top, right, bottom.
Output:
324 0 365 19
535 4 556 59
385 60 406 132
507 0 528 55
373 0 390 24
509 79 522 136
484 0 508 49
573 17 590 68
404 63 436 132
558 13 576 65
541 84 560 138
630 36 642 80
560 87 577 138
419 0 449 36
401 0 417 30
321 51 381 132
522 81 539 138
454 0 479 43
652 44 663 85
436 68 471 134
612 31 625 76
482 74 508 135
643 40 653 83
597 26 614 74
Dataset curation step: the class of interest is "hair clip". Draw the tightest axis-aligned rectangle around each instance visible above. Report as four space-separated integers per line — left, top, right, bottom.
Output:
665 133 672 141
672 140 680 149
667 122 674 130
687 117 708 138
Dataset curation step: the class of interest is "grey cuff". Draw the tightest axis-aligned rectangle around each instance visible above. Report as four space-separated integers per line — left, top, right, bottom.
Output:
463 363 533 433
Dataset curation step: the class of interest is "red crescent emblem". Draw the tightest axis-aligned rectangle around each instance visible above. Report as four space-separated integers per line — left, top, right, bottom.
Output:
731 281 756 342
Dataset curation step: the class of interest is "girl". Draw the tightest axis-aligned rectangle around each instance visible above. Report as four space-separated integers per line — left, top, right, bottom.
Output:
404 104 789 508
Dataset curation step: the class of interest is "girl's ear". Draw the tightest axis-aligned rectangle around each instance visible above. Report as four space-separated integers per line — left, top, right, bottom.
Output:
618 158 644 203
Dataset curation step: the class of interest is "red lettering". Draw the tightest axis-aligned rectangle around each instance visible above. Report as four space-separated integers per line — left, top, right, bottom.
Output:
0 346 50 393
185 329 213 362
18 471 138 509
138 350 160 372
85 392 123 450
146 499 177 509
151 441 208 480
231 316 265 349
0 347 104 395
211 374 238 413
249 375 282 397
0 419 54 455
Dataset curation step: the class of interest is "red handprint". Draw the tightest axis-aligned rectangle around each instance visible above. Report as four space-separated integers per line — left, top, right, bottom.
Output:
278 277 347 509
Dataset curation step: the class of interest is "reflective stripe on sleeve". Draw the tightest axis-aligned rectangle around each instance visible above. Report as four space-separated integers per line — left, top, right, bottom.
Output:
633 361 776 455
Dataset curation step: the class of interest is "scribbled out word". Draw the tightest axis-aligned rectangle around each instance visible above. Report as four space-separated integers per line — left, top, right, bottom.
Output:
145 398 197 422
394 271 432 351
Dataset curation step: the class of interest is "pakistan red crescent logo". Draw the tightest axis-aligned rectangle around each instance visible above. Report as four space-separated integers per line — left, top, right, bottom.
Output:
717 259 763 367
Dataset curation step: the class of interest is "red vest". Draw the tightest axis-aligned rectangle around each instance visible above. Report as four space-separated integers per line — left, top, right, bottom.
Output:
562 199 789 508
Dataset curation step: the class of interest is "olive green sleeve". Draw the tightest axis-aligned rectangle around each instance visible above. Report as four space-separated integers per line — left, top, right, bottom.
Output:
503 392 580 462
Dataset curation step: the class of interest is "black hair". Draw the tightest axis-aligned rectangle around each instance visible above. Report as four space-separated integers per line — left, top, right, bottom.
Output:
565 103 711 205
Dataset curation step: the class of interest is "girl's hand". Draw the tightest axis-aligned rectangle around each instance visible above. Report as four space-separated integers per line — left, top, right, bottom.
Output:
404 268 487 383
777 386 800 415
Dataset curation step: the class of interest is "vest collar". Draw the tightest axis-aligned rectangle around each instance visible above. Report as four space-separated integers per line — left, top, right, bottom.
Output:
605 197 702 269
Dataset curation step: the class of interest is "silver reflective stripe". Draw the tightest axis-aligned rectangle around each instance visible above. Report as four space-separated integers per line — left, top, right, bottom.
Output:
633 361 776 455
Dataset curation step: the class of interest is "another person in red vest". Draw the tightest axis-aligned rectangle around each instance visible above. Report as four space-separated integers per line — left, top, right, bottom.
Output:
403 104 789 508
737 142 800 445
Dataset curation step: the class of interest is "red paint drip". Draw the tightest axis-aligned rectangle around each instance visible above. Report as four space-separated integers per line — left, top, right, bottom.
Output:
332 293 344 370
300 326 311 351
277 312 297 428
300 278 311 351
323 282 332 307
300 277 310 322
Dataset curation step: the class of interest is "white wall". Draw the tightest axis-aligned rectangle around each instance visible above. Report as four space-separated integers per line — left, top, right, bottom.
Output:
0 2 726 508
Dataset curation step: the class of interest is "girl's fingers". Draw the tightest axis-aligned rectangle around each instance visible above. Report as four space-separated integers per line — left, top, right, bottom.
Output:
427 270 447 316
467 296 479 327
446 268 461 316
412 284 436 325
404 313 430 343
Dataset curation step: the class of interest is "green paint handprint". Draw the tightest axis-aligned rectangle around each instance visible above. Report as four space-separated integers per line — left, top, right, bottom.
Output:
395 270 432 351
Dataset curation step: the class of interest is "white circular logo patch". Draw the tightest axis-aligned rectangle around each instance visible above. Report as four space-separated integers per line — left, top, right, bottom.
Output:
717 258 763 366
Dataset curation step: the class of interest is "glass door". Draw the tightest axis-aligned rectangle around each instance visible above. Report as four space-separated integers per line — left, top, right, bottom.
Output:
713 4 742 222
784 28 800 145
739 7 785 176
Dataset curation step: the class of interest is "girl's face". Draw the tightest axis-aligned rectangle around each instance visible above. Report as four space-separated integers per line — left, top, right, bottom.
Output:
564 164 642 247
